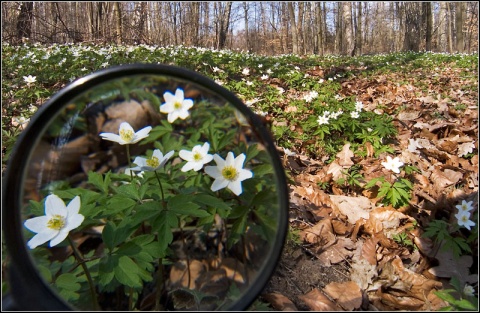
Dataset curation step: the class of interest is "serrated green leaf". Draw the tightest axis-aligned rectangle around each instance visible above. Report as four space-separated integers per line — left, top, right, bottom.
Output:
106 196 136 213
55 273 81 291
114 184 140 200
114 256 143 288
102 221 116 250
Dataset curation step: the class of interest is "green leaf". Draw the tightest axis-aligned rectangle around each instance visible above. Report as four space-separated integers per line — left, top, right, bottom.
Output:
227 214 248 249
193 194 232 217
55 273 81 291
152 211 178 254
167 194 209 217
114 256 143 288
102 221 116 251
98 255 117 287
106 196 137 214
252 164 273 177
114 183 140 201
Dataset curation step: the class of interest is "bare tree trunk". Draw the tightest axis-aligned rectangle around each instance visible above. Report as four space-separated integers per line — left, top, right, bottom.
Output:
335 2 343 54
424 2 432 51
16 2 34 43
288 2 299 54
455 2 465 52
447 3 453 53
315 2 324 56
355 1 362 55
297 2 305 54
403 2 421 51
113 2 122 44
215 2 232 49
342 2 354 55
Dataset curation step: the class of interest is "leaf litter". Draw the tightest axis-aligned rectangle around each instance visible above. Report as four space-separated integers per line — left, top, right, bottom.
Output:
261 58 478 310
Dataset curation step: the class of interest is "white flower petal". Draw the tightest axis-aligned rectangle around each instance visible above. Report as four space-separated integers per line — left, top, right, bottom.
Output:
181 162 196 172
237 169 253 181
27 229 58 249
45 194 67 217
100 133 124 144
227 181 243 196
119 122 134 134
212 154 225 168
66 196 81 215
179 150 193 161
204 165 221 178
24 216 49 233
175 88 184 100
49 229 69 247
132 126 152 143
133 156 147 167
66 213 85 232
160 102 174 113
234 153 246 169
211 178 229 191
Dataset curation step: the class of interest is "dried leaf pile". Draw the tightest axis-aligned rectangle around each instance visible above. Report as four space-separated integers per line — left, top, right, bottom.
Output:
262 60 478 310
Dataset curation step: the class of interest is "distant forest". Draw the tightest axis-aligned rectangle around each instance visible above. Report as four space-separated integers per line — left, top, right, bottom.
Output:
2 2 478 55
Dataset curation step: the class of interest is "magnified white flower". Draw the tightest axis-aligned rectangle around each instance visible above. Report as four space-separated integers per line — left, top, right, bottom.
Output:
130 149 174 172
100 122 152 145
463 284 475 297
23 75 36 84
350 111 360 119
455 211 475 230
179 142 213 172
456 200 474 214
381 156 404 174
204 152 253 196
24 194 84 249
160 88 194 123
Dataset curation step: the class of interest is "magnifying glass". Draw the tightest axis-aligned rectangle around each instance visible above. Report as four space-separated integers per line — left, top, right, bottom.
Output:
2 64 288 311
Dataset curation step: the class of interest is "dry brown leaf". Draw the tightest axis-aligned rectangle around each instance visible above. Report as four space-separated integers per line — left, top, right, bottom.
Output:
331 219 353 236
301 219 336 247
329 195 373 224
360 236 379 265
430 168 457 188
169 259 206 289
316 237 355 266
428 249 478 286
350 258 378 290
262 293 298 311
363 206 412 238
298 288 341 311
324 281 363 310
336 143 355 167
327 161 346 181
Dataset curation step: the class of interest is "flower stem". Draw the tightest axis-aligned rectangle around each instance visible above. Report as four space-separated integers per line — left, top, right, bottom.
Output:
67 236 100 311
154 171 165 204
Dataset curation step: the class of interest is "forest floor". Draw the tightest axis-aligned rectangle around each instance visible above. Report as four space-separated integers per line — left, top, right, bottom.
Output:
257 62 478 311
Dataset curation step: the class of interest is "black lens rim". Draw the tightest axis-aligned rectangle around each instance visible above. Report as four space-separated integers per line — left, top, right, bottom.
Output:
2 63 289 311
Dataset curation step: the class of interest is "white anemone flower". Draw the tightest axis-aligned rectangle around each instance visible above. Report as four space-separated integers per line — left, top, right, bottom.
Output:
455 211 476 230
381 156 404 174
317 115 329 125
456 200 474 214
204 152 253 196
24 194 84 249
100 122 151 145
130 149 174 172
160 88 194 123
179 142 214 172
23 75 36 84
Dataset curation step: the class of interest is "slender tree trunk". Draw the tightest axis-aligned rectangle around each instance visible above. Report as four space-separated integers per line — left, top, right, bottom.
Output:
335 2 343 54
16 2 34 43
342 2 354 55
288 2 299 54
355 2 362 55
315 2 324 56
455 2 465 52
424 2 432 51
447 3 453 53
113 2 122 44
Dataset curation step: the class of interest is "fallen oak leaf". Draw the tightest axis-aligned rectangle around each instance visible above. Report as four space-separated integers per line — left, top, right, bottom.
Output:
262 292 298 311
323 281 363 310
298 288 342 311
336 143 354 167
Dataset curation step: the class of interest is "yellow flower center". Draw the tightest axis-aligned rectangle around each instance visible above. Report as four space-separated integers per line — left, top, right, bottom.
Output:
47 214 66 230
120 128 134 142
222 166 238 181
193 152 202 161
146 156 160 168
461 215 469 223
461 204 468 211
174 101 183 110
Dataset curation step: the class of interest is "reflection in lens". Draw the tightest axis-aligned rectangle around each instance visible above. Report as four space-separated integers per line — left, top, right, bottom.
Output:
18 72 283 310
